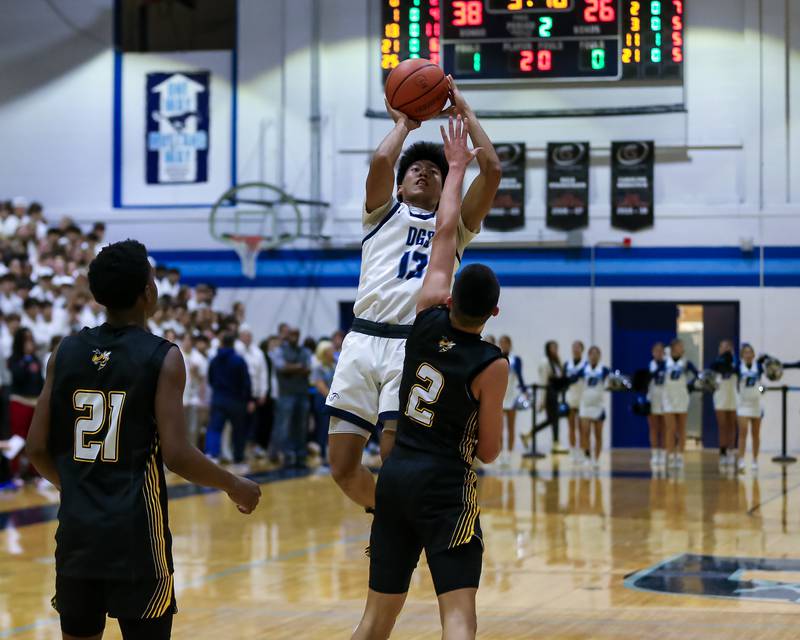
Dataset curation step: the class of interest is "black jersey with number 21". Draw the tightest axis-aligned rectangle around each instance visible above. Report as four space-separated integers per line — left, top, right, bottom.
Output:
396 306 504 467
48 324 175 581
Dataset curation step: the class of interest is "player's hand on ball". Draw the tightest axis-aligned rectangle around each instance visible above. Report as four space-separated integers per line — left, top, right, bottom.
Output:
445 75 470 117
384 97 421 131
440 115 481 170
228 476 261 514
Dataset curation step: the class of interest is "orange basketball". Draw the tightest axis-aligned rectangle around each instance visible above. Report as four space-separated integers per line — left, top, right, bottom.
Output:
385 58 449 122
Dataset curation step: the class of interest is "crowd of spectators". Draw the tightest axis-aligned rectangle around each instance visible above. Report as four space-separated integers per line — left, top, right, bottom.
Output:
0 196 348 489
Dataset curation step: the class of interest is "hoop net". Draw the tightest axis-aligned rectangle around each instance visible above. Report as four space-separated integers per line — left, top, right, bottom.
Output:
224 234 264 280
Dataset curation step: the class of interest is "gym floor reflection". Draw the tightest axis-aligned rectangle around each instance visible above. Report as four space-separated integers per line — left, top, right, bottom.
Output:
3 450 800 639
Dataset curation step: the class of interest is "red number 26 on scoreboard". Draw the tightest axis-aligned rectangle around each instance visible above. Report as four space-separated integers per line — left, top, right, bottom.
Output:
452 0 484 26
584 0 615 22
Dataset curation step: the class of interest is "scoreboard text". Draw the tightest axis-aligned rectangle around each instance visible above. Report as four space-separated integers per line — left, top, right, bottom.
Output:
381 0 684 82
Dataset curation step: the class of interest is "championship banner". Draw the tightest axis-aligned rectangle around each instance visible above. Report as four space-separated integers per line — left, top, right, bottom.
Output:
483 143 525 232
546 142 590 231
611 141 655 231
146 71 210 185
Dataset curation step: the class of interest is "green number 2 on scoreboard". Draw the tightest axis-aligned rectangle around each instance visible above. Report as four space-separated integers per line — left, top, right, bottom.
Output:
538 16 553 38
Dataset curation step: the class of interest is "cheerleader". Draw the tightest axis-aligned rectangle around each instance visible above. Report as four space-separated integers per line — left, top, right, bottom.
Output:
647 342 667 468
736 344 763 473
538 341 567 455
578 346 610 470
662 339 698 469
711 340 737 468
564 340 587 461
500 335 526 465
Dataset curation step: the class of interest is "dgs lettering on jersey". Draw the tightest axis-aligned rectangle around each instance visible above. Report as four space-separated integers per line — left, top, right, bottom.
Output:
405 363 445 427
406 226 435 249
73 389 127 463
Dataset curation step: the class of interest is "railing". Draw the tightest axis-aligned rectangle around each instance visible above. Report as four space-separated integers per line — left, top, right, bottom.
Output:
520 383 799 465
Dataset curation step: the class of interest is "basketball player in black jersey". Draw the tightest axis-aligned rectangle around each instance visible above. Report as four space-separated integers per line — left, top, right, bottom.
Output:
26 240 261 640
351 116 508 640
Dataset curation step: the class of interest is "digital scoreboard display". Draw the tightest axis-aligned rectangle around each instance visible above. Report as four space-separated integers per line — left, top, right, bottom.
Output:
380 0 684 83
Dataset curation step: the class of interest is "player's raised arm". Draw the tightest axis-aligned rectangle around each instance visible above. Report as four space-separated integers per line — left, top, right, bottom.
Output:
364 100 421 215
25 342 61 489
416 115 481 314
447 77 502 233
155 347 261 514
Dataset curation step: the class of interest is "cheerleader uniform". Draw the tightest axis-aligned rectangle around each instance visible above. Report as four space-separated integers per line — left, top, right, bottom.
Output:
503 354 526 411
713 370 737 412
737 361 764 418
647 359 666 415
565 357 587 410
578 363 610 421
662 356 698 414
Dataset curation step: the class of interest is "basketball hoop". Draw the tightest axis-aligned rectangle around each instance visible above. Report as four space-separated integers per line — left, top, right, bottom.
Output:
209 181 331 278
223 234 265 280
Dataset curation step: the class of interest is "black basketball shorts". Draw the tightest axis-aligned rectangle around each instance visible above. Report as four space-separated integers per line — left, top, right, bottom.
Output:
368 447 484 596
53 574 176 639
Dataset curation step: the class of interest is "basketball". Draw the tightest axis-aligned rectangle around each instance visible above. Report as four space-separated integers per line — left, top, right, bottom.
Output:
385 58 449 122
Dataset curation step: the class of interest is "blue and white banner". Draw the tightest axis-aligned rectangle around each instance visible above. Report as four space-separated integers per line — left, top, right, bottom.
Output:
114 50 235 208
146 71 210 185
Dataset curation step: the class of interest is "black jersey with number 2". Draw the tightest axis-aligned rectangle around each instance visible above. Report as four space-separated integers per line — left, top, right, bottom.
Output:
396 305 504 467
48 324 175 582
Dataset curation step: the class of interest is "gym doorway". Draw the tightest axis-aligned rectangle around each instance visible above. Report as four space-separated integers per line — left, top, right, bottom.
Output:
610 301 740 448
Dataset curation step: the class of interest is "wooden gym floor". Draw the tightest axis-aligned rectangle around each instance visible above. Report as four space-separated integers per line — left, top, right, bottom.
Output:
2 450 800 639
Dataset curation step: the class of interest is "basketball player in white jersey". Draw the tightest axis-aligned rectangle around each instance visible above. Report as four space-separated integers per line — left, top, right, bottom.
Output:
326 79 501 509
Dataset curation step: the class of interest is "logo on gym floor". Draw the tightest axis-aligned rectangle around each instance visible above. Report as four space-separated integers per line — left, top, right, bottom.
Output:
625 554 800 603
438 337 456 353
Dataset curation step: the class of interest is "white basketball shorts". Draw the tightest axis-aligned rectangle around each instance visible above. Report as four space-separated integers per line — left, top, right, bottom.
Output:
326 328 406 439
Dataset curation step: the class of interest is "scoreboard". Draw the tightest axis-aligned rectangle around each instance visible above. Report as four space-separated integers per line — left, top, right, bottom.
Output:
380 0 684 83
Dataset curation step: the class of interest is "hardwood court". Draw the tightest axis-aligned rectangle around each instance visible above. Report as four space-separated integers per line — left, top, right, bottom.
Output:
2 450 800 639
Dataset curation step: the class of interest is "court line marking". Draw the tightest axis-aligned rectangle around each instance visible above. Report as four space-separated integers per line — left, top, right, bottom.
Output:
747 479 800 516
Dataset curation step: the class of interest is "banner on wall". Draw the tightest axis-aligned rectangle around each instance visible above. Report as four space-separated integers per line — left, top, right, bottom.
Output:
611 141 655 231
483 143 525 232
546 142 590 231
146 71 210 185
